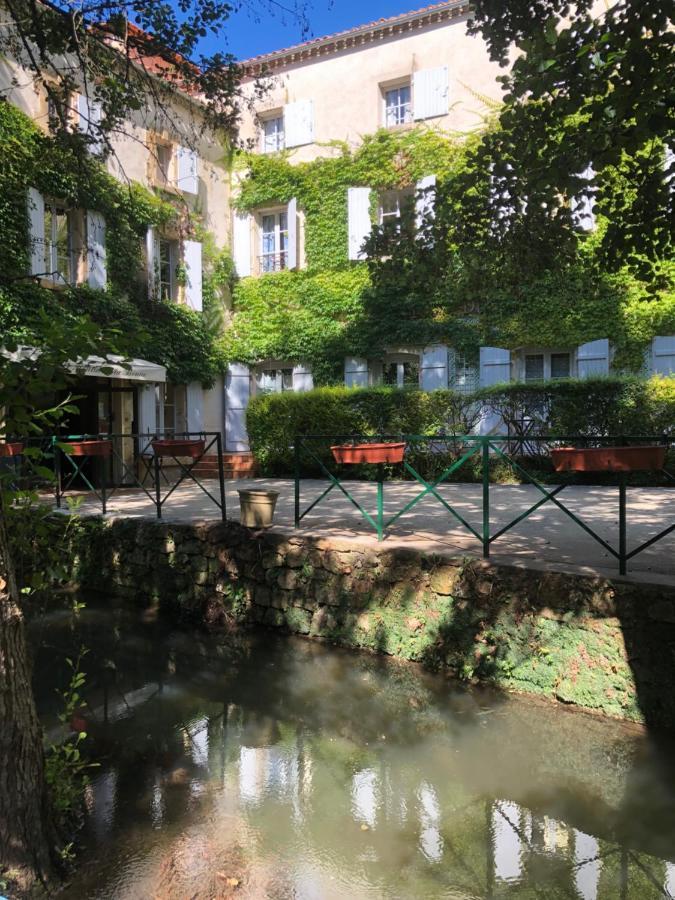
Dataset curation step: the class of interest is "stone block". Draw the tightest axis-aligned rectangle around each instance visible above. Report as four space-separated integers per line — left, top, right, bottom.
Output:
277 569 302 591
429 565 461 596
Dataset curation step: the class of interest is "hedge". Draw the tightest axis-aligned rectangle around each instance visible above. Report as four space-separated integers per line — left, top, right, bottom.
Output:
247 377 675 477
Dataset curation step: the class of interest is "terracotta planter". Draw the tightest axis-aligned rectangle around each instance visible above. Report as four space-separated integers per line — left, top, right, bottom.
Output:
550 445 667 473
65 439 112 458
331 442 406 465
0 442 23 457
152 439 205 459
238 489 279 528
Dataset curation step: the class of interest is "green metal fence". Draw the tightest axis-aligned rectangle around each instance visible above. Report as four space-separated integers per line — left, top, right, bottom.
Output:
294 434 674 575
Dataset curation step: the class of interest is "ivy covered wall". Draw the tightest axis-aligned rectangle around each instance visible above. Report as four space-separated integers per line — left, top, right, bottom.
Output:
0 100 226 385
226 127 675 383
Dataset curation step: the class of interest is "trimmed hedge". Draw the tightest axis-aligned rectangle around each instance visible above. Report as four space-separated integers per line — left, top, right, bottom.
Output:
247 377 675 477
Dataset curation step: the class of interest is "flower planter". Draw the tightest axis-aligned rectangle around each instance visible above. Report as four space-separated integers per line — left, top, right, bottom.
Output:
238 489 279 528
550 445 667 473
151 439 205 459
65 439 112 458
331 442 406 465
0 442 23 457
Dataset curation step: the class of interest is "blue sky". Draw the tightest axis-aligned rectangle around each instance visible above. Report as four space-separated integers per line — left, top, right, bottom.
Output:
197 1 429 61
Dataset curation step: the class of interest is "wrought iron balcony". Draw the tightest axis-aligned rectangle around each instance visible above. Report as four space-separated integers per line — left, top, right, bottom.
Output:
258 252 288 274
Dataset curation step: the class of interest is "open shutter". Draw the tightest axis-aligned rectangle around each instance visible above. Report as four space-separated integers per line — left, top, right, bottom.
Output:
177 146 199 194
233 212 252 277
413 67 449 120
86 210 107 289
186 382 204 434
225 363 250 451
137 384 158 437
416 174 436 233
27 187 45 276
287 197 298 270
284 99 314 148
571 165 596 231
344 357 368 388
420 345 448 391
78 94 103 154
146 226 158 299
651 336 675 376
292 363 313 392
577 339 609 377
347 187 371 260
184 240 202 311
479 347 511 386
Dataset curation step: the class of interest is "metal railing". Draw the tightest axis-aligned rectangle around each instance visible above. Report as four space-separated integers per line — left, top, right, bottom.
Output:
294 434 675 575
258 251 288 274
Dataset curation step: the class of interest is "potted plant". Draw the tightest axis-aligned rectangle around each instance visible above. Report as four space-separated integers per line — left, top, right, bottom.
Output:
237 488 280 527
64 439 113 457
331 441 406 465
550 445 667 472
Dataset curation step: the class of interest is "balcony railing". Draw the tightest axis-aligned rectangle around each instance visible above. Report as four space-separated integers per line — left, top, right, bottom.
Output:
258 251 288 274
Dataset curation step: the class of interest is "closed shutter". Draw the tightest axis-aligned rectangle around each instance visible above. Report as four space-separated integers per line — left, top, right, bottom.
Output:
225 363 251 451
571 165 596 231
416 174 436 234
177 146 199 194
413 67 449 120
78 94 103 154
146 226 158 299
86 210 107 289
651 336 675 376
284 99 314 148
479 347 511 386
183 240 202 311
292 363 313 392
287 197 298 270
420 345 448 391
27 187 45 276
347 187 371 260
137 384 158 437
186 382 205 434
577 339 609 377
344 357 368 388
233 212 252 277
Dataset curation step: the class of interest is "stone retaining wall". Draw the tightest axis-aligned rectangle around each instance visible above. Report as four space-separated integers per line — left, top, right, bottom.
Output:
62 516 675 728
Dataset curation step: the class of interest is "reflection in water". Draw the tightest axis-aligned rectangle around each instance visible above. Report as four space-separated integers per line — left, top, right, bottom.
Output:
29 604 675 899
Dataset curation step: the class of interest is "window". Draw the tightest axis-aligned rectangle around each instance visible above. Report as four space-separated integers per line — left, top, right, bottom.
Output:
260 211 288 273
156 143 173 185
551 352 571 380
524 351 572 382
158 238 178 302
379 190 412 232
163 384 187 436
384 83 412 127
383 356 419 389
255 367 293 394
452 355 479 394
261 115 285 153
44 202 74 284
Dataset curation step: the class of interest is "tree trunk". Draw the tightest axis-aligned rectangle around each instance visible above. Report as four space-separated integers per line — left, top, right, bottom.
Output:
0 499 55 894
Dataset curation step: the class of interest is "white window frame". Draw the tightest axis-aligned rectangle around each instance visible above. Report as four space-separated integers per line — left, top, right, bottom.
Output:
259 208 289 273
519 349 574 382
155 142 174 186
157 237 178 302
260 112 285 153
451 354 479 394
44 200 76 285
379 188 413 230
381 352 421 390
383 81 412 128
254 364 294 395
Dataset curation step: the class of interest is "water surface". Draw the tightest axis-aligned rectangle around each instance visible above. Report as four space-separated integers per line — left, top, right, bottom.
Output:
29 603 675 899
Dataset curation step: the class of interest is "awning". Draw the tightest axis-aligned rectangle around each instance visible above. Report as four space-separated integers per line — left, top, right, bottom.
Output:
2 347 166 383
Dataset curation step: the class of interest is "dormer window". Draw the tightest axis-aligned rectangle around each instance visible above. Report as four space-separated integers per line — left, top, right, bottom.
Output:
384 82 412 127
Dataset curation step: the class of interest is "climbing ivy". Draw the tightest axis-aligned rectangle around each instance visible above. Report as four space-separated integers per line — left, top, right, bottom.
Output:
0 101 226 384
230 125 674 383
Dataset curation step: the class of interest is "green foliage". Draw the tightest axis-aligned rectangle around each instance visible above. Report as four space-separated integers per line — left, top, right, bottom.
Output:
0 101 223 384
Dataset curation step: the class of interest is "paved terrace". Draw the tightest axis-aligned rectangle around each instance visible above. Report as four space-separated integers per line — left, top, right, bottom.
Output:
54 478 675 585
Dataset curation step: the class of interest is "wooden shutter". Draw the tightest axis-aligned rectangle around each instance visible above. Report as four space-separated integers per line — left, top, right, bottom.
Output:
344 357 368 388
78 94 103 154
146 226 158 299
413 67 449 120
416 174 437 233
86 210 107 289
287 197 298 270
651 336 675 376
347 187 371 260
186 382 205 434
284 99 314 148
233 212 252 277
571 165 596 231
137 384 158 437
225 363 251 451
27 187 45 276
577 339 609 377
177 146 199 194
420 345 448 391
479 347 511 386
183 240 202 311
292 363 313 392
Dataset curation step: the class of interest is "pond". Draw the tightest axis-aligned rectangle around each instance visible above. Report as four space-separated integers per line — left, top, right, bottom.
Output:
29 602 675 899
